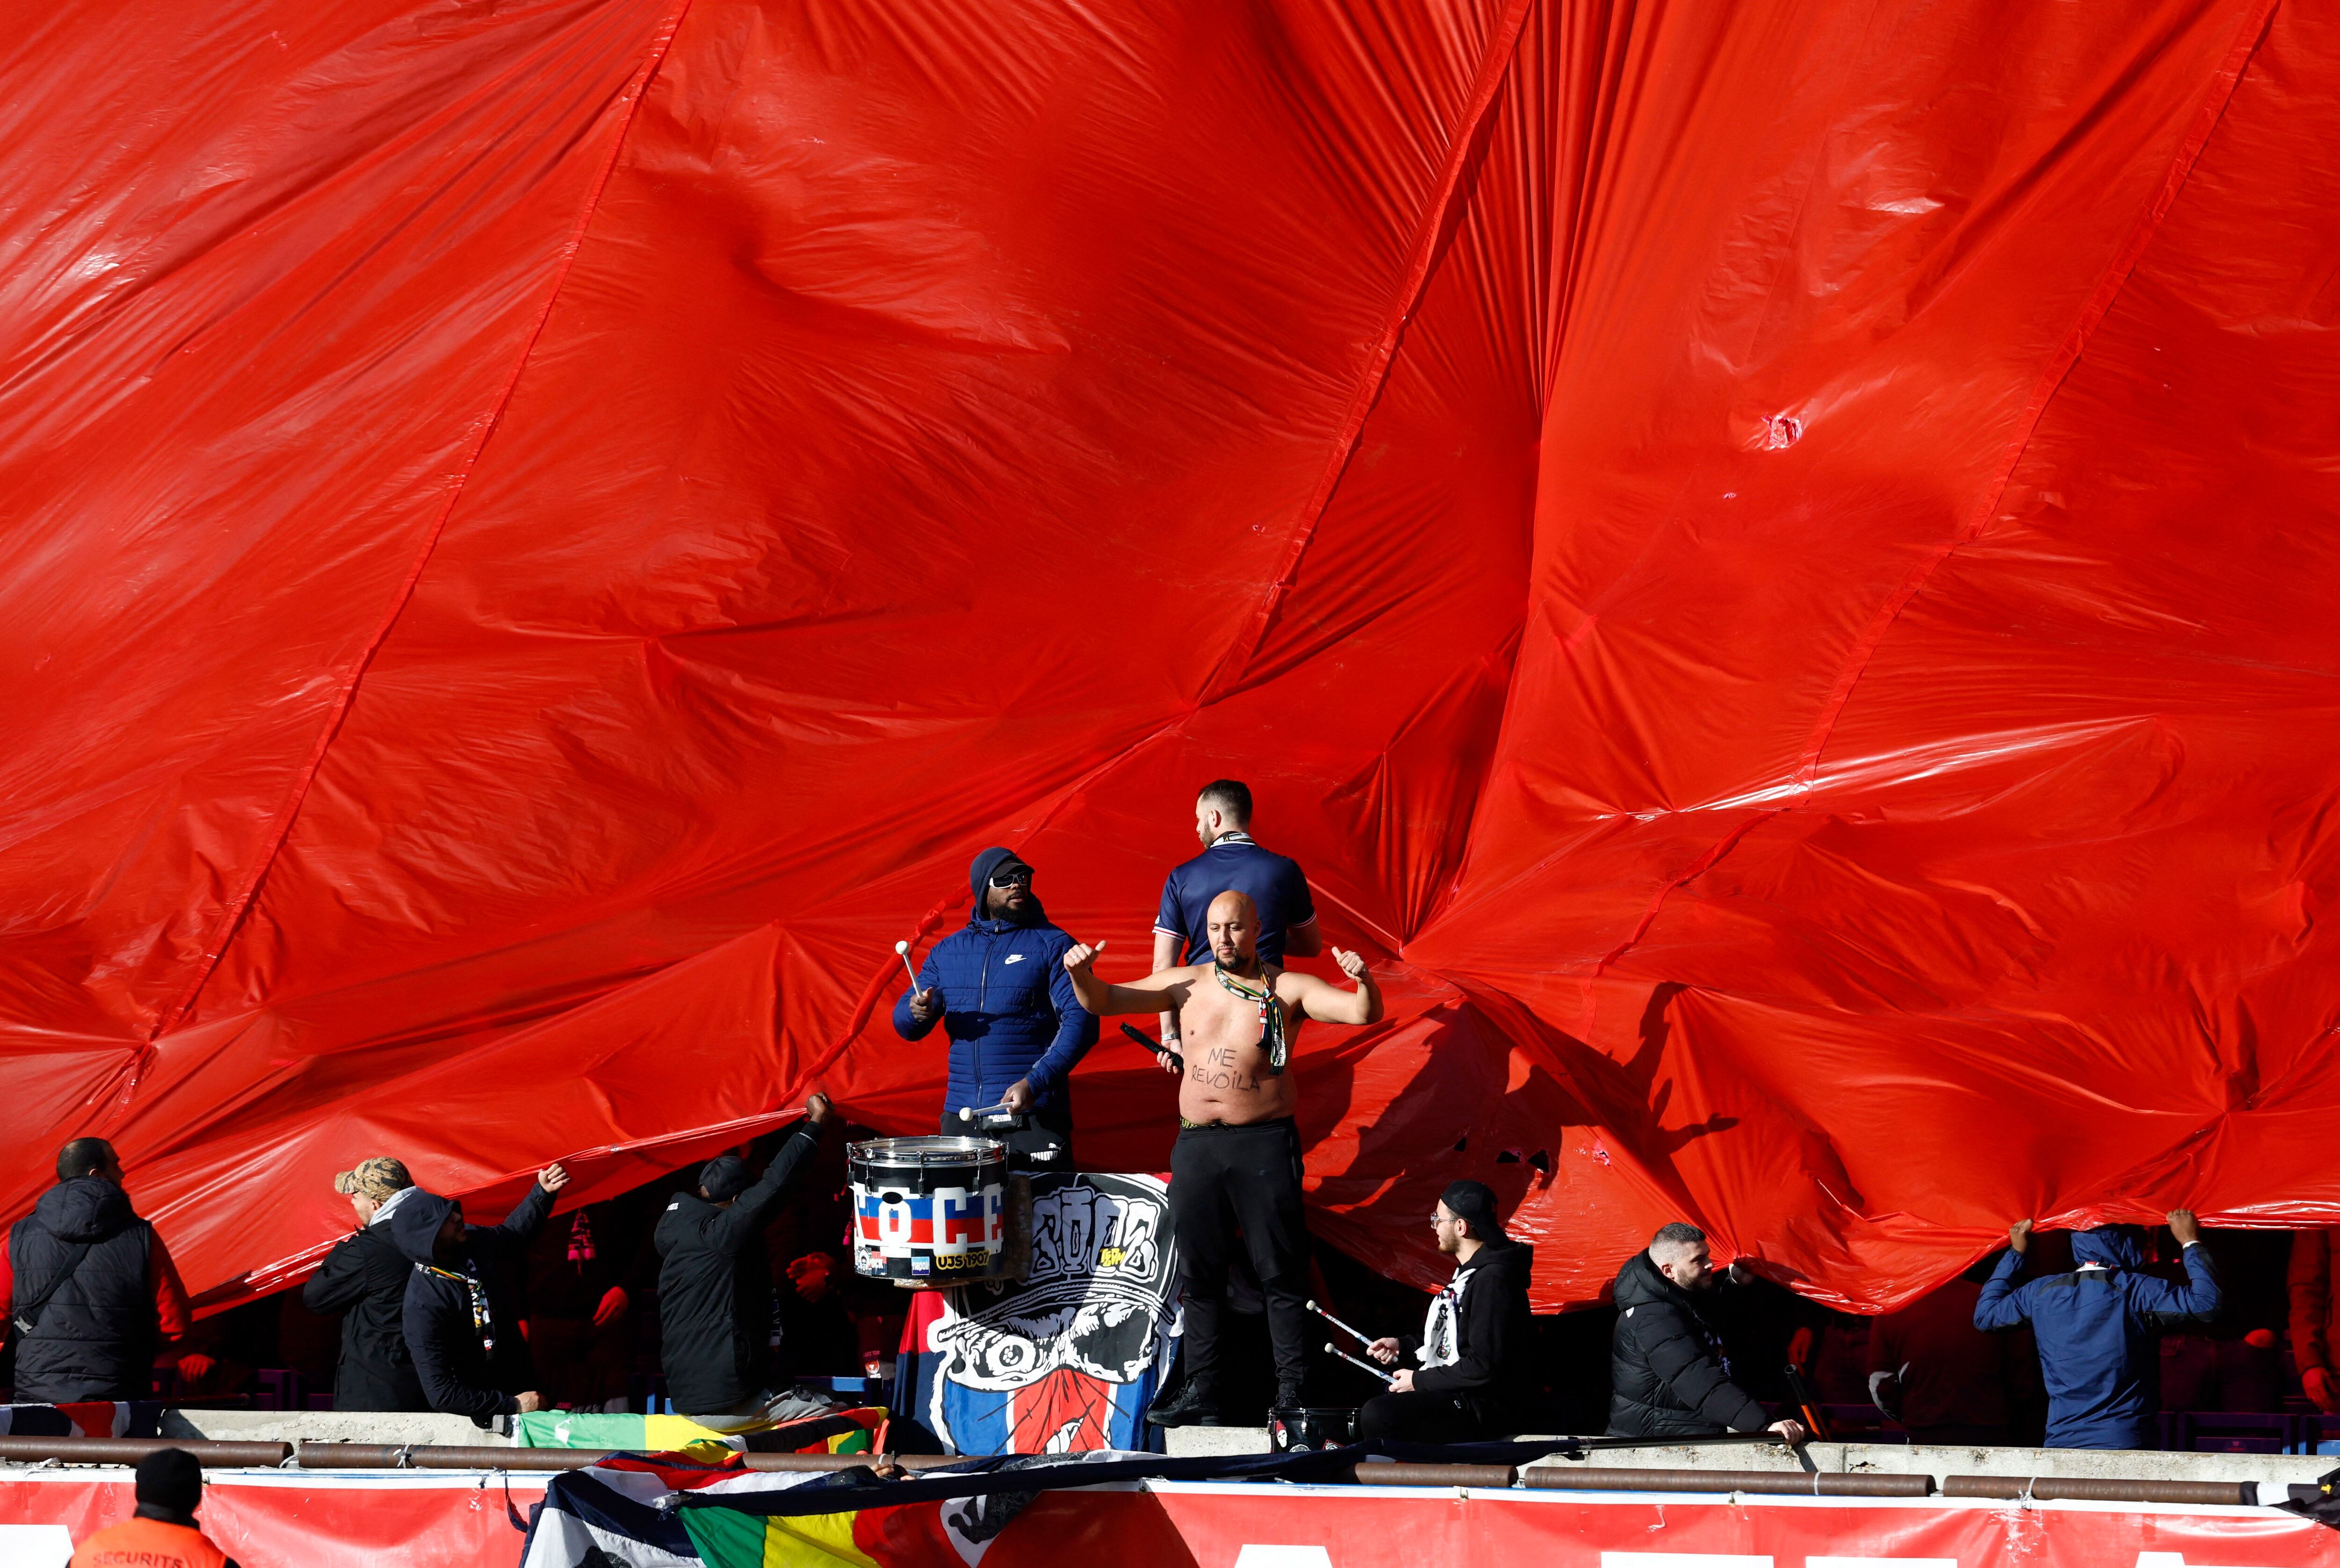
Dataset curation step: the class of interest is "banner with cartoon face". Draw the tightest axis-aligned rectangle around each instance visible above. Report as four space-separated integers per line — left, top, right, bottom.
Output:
899 1171 1179 1455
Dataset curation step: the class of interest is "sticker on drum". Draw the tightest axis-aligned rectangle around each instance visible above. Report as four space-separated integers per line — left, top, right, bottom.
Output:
848 1135 1011 1284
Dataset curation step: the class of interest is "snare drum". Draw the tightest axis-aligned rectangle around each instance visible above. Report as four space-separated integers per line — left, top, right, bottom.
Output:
1269 1407 1359 1452
848 1136 1009 1284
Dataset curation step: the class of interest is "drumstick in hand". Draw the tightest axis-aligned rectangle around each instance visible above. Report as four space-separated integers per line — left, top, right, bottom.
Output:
1307 1299 1375 1350
1324 1342 1394 1386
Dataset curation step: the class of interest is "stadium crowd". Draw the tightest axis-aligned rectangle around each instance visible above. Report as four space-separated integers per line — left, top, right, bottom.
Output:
5 783 2326 1455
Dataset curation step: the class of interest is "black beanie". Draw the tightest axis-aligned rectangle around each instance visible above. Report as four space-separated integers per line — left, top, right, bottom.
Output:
700 1155 752 1202
1441 1179 1505 1241
135 1448 202 1515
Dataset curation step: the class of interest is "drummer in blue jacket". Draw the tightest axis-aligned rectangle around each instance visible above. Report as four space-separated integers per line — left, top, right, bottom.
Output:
891 848 1097 1164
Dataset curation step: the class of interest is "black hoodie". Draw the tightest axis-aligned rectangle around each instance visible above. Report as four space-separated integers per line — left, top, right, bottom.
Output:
392 1184 553 1423
1405 1239 1536 1419
1606 1249 1771 1437
653 1117 824 1414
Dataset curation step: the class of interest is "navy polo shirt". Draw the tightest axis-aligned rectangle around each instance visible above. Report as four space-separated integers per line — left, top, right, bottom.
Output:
1154 833 1318 968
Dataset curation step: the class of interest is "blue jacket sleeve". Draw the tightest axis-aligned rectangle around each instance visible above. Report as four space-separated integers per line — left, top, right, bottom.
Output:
891 949 943 1041
2124 1242 2223 1322
1022 941 1098 1098
1973 1249 2031 1331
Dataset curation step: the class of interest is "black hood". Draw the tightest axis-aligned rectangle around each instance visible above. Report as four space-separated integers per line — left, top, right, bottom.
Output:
388 1190 461 1267
1461 1237 1533 1286
31 1178 136 1244
967 846 1046 926
1610 1247 1693 1313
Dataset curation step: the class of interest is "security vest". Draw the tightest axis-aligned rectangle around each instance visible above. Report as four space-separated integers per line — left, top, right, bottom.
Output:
70 1515 232 1568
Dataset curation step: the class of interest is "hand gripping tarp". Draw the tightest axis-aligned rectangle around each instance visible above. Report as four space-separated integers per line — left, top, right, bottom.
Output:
2 0 2336 1314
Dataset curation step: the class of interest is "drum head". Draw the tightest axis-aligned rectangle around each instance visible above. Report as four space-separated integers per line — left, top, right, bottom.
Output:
848 1135 1004 1166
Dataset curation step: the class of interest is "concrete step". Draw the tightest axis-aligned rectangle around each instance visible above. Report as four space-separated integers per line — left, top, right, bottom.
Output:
1163 1425 1275 1457
160 1408 502 1447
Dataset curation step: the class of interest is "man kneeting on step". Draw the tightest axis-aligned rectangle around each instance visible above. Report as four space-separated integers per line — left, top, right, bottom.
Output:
1063 889 1381 1425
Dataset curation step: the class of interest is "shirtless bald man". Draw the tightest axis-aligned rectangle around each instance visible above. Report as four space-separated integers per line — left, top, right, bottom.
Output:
1063 889 1381 1425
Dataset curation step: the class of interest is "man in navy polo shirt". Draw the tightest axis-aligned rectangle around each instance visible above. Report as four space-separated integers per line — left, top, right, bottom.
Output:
1151 781 1319 1064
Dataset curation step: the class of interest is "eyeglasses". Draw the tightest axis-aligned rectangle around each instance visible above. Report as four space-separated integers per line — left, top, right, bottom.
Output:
988 869 1032 889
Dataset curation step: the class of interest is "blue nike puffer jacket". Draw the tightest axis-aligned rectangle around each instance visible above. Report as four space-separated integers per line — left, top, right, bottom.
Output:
890 916 1097 1116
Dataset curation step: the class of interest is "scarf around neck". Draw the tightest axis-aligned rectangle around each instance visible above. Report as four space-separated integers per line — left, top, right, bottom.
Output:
1213 961 1288 1076
418 1261 496 1356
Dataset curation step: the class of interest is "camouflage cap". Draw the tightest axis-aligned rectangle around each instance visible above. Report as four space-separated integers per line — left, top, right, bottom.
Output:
331 1156 412 1202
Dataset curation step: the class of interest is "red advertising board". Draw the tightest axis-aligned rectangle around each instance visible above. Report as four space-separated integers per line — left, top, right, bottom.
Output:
993 1483 2340 1568
6 1470 2339 1568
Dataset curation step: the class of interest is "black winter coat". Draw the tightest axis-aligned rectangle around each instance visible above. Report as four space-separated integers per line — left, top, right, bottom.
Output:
393 1184 553 1423
1407 1240 1535 1421
655 1120 822 1415
1606 1250 1771 1437
8 1179 160 1402
302 1209 428 1412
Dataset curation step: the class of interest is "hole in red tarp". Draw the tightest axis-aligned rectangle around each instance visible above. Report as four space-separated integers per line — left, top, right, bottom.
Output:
1762 414 1802 449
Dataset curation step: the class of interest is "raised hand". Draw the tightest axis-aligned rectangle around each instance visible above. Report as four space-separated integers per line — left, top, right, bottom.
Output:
537 1163 571 1195
2167 1208 2202 1246
1062 939 1105 974
2008 1218 2033 1254
2308 1367 2338 1414
1331 947 1367 981
805 1091 834 1126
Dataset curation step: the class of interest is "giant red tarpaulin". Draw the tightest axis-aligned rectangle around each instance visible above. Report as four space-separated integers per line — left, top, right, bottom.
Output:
1 0 2335 1314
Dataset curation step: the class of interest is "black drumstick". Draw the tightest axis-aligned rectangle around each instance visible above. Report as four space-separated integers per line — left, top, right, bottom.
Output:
1119 1022 1185 1073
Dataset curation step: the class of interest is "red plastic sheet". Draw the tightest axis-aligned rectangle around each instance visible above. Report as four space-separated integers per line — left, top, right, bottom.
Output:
2 0 2336 1313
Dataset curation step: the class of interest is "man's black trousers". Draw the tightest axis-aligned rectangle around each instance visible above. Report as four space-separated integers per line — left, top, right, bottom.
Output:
1356 1389 1499 1443
1169 1117 1311 1388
